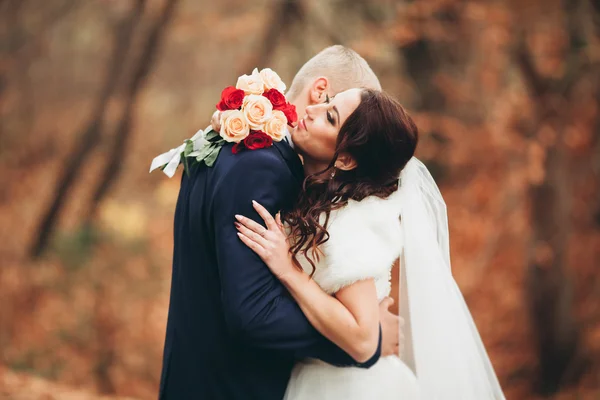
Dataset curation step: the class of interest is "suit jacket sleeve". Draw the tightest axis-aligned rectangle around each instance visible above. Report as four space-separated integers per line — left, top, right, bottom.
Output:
212 150 381 368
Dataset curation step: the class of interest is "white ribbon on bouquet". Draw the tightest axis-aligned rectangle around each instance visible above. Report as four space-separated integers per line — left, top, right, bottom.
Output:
149 126 210 178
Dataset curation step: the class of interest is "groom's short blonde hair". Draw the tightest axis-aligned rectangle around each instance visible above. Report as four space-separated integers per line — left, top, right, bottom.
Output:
287 45 381 99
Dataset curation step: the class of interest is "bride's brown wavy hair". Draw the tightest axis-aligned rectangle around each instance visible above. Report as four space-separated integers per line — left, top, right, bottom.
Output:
283 89 419 275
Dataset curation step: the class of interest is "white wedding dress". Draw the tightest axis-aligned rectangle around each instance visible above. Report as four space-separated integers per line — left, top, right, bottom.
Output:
285 195 421 400
284 158 505 400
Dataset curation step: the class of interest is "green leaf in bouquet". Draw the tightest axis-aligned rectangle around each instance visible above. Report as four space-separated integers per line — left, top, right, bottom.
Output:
183 139 194 157
205 129 222 143
196 141 215 161
204 145 222 167
183 150 191 177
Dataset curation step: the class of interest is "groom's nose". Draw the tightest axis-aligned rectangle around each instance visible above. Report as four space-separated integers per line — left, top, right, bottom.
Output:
305 104 317 120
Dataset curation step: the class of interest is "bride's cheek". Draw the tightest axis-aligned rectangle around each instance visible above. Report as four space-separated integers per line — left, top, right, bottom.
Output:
299 128 310 140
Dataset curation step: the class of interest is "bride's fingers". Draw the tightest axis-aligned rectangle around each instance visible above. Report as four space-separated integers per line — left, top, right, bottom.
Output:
235 222 269 248
275 212 284 232
237 232 266 259
252 200 277 230
211 110 221 131
235 214 268 236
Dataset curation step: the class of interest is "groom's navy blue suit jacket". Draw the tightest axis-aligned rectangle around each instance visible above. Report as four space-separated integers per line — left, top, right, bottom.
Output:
159 140 381 400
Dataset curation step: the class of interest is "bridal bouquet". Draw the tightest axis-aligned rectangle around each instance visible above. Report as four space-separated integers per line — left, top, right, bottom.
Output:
150 68 297 177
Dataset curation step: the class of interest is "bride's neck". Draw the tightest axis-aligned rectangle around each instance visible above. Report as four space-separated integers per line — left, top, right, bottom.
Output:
302 158 328 177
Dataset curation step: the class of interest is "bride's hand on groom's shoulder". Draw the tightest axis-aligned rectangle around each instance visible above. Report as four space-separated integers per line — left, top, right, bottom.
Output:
235 200 296 280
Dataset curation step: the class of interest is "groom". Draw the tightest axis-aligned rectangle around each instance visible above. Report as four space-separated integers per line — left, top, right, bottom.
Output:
159 46 400 400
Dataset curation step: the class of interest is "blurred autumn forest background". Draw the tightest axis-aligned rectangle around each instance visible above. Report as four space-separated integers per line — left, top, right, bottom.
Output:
0 0 599 398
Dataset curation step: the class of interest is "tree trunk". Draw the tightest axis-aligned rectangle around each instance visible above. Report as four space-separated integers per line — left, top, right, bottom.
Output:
29 0 146 258
241 0 299 75
85 0 181 222
397 39 445 112
516 1 586 388
525 139 579 394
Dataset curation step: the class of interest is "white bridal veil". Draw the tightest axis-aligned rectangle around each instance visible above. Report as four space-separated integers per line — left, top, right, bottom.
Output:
394 158 505 399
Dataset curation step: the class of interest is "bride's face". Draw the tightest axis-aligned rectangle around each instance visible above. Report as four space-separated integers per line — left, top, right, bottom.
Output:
292 88 362 164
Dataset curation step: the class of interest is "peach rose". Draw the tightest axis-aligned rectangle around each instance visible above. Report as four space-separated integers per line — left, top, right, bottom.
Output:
263 110 287 141
219 109 250 143
236 68 264 95
242 94 273 130
260 68 286 94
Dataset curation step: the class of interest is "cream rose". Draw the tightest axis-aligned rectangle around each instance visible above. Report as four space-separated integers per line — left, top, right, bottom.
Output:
219 109 250 143
242 94 273 130
260 68 286 94
263 110 287 141
236 68 264 95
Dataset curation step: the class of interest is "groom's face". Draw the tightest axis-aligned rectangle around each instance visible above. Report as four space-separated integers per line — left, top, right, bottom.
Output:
291 88 362 164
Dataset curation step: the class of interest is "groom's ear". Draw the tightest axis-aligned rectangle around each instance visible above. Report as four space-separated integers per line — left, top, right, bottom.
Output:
308 77 329 105
335 153 358 171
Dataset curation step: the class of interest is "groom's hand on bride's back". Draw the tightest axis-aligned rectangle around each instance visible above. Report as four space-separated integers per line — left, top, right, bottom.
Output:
379 297 404 357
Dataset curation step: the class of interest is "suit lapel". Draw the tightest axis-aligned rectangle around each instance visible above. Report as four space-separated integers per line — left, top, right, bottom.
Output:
273 140 304 183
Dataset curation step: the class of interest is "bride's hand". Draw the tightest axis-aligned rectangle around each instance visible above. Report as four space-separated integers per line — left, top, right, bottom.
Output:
211 110 221 132
235 200 296 280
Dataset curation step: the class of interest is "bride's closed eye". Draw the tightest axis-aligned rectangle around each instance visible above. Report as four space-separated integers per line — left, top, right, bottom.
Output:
325 94 335 125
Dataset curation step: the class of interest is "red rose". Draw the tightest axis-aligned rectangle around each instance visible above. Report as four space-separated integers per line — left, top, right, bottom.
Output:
244 130 273 150
262 89 286 110
232 141 244 154
281 102 298 126
217 86 245 111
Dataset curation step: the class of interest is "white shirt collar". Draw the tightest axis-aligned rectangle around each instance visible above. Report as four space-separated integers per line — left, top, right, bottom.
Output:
284 127 294 149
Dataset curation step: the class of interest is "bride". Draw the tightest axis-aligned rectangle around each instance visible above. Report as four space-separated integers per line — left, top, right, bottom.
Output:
234 88 505 399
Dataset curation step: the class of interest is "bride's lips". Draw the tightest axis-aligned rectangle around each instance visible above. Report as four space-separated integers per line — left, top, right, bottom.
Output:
300 118 307 131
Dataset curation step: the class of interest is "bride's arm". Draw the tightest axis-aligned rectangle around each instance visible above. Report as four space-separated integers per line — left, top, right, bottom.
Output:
279 269 380 363
235 201 384 363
